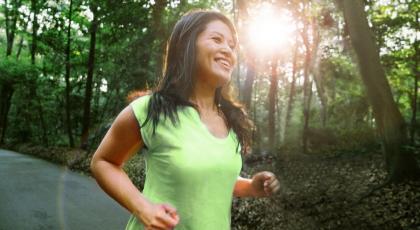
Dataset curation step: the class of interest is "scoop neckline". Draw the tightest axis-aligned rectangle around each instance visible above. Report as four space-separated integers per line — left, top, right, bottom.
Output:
187 107 232 143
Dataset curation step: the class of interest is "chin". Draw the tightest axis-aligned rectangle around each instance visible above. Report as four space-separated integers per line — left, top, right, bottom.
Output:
216 74 231 87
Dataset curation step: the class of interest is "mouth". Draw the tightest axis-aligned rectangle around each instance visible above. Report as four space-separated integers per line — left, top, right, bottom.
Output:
214 57 232 71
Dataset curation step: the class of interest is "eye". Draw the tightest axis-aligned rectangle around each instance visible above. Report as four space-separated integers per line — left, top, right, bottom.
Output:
212 36 222 43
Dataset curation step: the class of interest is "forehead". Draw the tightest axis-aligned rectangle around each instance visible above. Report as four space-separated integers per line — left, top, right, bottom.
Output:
202 20 236 41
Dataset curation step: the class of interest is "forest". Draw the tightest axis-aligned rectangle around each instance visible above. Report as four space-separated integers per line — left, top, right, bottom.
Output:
0 0 419 229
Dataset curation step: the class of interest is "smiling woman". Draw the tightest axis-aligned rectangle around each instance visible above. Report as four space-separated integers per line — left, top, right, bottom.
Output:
195 20 238 91
90 9 280 230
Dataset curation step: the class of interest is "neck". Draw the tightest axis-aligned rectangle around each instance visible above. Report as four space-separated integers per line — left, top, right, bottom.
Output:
189 80 218 113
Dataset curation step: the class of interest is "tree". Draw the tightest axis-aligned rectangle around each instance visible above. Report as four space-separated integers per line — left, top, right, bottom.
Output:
336 0 420 182
284 35 299 136
30 0 48 145
64 0 74 147
1 0 22 143
80 3 99 149
301 15 318 154
4 0 21 56
268 58 278 150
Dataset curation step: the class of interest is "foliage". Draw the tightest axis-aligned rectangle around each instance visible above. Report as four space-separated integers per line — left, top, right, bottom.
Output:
1 0 419 227
1 0 417 150
367 0 419 121
0 57 39 84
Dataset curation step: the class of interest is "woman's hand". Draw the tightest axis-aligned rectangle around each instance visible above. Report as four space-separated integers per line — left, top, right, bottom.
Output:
135 199 180 230
251 171 280 197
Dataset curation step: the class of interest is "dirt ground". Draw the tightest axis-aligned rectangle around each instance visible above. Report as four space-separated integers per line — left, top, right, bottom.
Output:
232 148 420 230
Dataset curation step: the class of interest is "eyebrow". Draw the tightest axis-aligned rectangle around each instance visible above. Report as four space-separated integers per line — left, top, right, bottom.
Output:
209 31 236 46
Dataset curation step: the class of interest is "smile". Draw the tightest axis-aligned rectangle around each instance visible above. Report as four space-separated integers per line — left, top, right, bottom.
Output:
215 58 231 70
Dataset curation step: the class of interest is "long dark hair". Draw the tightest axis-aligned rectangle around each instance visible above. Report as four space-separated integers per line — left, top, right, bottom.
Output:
133 9 254 156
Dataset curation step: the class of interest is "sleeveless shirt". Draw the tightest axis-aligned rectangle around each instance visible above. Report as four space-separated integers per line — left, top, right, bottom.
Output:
125 94 243 230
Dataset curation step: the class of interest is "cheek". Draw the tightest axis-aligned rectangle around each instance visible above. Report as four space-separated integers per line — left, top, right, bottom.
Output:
195 51 207 70
196 46 212 67
232 56 238 67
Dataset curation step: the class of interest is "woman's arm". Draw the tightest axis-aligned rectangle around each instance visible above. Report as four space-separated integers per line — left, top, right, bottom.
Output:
91 105 180 229
233 172 280 198
233 176 256 198
90 105 149 216
90 106 179 229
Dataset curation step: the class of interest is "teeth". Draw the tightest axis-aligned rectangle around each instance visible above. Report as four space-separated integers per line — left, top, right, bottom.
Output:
216 59 230 68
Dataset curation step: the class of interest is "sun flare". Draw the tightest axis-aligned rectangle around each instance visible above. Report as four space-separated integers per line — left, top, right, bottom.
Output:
246 3 296 56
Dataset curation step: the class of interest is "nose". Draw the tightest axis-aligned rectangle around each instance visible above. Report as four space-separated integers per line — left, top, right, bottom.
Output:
220 43 236 63
219 45 237 68
221 42 234 54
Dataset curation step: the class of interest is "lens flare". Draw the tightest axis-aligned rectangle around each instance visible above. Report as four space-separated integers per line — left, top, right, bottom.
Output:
246 3 295 56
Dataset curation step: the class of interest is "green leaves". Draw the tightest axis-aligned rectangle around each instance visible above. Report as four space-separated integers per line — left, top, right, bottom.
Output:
0 57 39 84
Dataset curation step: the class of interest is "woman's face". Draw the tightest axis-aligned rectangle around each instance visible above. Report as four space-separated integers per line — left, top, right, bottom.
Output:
195 20 237 88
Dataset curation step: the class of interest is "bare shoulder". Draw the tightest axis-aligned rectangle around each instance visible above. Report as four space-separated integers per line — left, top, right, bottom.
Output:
112 105 142 138
92 105 145 167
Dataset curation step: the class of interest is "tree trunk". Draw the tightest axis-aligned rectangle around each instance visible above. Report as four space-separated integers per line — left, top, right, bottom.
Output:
236 0 252 105
302 17 326 128
92 73 101 126
1 0 21 143
31 0 38 64
232 0 241 98
65 0 74 147
268 59 278 150
409 12 419 144
4 0 10 54
276 84 283 145
252 78 261 150
98 90 112 129
0 86 14 144
151 0 168 79
410 50 418 144
16 36 24 59
4 0 22 56
81 4 98 149
284 36 299 138
309 29 328 127
28 0 48 145
337 0 420 182
301 18 314 154
242 59 256 110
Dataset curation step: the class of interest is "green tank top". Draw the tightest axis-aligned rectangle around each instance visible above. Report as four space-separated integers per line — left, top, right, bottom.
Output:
125 94 243 230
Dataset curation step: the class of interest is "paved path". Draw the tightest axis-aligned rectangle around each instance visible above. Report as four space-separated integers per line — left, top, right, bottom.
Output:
0 149 130 230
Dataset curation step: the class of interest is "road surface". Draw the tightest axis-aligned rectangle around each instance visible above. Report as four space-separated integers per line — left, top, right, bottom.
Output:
0 149 130 230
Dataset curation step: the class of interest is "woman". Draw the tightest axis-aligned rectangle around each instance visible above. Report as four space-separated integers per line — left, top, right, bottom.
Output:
90 9 280 230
